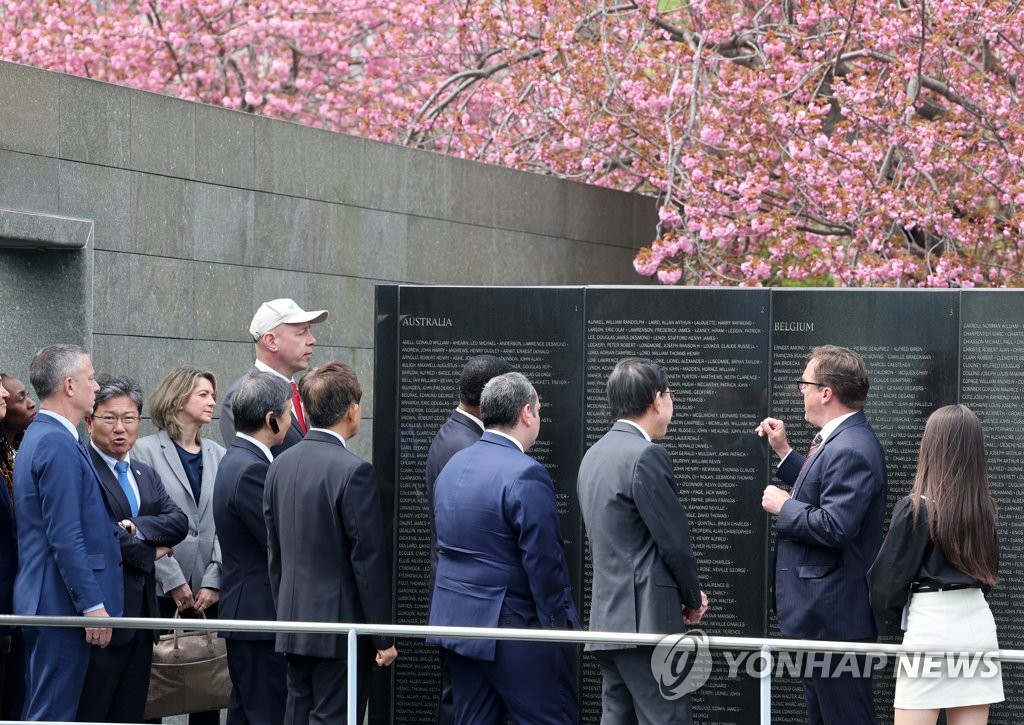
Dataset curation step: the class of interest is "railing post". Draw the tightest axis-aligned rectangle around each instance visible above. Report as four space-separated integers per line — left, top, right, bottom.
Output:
759 644 772 725
348 628 358 725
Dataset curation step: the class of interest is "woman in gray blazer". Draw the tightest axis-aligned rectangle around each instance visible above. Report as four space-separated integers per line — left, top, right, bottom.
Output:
133 366 226 725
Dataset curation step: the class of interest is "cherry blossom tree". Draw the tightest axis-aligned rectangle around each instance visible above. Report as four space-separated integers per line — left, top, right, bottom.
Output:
2 0 1021 286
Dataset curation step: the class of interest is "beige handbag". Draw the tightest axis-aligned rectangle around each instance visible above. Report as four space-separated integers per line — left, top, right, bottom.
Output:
144 611 232 718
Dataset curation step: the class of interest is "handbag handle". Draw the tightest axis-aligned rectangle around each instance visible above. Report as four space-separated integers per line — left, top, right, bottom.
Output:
170 609 216 651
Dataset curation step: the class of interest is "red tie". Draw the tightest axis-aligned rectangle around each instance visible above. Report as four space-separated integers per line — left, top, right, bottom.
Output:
290 381 307 434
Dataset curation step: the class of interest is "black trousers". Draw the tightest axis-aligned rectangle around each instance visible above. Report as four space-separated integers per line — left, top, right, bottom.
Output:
225 638 288 725
77 626 154 723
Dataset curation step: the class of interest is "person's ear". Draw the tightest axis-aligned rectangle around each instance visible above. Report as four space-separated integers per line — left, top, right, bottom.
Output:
266 412 280 434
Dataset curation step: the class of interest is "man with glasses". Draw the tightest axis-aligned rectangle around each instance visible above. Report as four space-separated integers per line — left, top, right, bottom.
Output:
79 375 187 723
757 345 887 725
578 358 707 725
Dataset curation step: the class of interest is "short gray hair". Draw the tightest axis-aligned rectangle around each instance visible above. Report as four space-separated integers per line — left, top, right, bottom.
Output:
29 344 88 401
232 371 291 434
93 375 144 413
480 372 536 430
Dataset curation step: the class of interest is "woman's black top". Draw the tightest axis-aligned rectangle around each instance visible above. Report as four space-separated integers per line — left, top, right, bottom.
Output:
867 495 991 624
173 441 204 504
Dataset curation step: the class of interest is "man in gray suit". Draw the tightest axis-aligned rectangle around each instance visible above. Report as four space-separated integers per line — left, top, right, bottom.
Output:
264 361 397 724
220 298 328 455
577 358 708 725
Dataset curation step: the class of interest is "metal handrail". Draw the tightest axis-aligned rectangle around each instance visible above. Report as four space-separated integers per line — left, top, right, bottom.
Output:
2 615 1019 724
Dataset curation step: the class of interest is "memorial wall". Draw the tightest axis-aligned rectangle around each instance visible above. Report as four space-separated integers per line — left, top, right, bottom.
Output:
373 286 1022 725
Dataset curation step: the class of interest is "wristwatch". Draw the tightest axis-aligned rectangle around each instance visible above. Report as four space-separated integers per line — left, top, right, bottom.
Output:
120 519 136 535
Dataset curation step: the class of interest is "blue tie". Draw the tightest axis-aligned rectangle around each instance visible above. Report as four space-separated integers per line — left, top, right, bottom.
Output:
115 460 139 516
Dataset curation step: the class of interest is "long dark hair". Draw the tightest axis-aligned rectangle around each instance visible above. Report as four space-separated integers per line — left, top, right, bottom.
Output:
910 404 998 585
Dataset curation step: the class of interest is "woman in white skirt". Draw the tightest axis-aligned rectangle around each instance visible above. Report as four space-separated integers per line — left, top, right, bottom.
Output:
868 404 1003 725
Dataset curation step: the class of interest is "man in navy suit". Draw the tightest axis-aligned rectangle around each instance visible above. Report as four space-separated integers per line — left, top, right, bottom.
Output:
79 375 188 723
424 354 510 725
428 372 579 725
12 344 124 721
758 345 887 725
213 371 293 725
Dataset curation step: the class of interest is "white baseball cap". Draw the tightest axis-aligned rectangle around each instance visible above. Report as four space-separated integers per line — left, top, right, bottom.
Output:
249 298 329 340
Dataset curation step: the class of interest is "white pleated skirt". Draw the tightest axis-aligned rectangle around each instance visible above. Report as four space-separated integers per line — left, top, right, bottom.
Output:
895 588 1004 710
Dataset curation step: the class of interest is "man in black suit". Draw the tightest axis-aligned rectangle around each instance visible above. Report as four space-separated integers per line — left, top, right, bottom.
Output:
220 298 328 455
264 361 397 724
423 354 511 725
78 375 188 723
213 371 293 725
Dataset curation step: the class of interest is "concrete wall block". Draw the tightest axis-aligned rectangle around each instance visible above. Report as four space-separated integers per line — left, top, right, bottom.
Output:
360 139 410 214
58 74 131 167
193 262 254 341
92 250 132 333
492 168 567 238
250 267 310 323
0 61 59 157
130 91 196 179
0 150 59 213
406 217 497 285
123 336 197 405
131 173 194 258
59 161 133 252
92 332 131 380
128 255 194 338
632 193 658 248
357 209 408 281
193 184 254 264
1 247 89 378
447 159 497 229
306 274 374 350
566 181 636 247
195 104 255 188
254 118 355 203
250 192 312 271
403 148 452 221
305 201 359 277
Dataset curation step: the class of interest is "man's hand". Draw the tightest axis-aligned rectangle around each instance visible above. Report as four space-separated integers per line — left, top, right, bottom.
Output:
376 646 398 667
762 485 791 516
84 607 112 648
683 591 710 625
193 587 219 614
169 582 195 612
155 545 173 560
756 417 792 459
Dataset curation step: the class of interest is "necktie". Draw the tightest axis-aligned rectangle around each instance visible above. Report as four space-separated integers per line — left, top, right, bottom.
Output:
798 433 824 477
115 460 139 516
291 381 307 434
806 432 823 458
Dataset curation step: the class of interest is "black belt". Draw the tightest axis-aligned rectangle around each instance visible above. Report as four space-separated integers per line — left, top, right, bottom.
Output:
911 583 975 593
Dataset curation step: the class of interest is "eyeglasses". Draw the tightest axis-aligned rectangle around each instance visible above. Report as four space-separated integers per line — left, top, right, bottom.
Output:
92 414 141 426
661 390 675 402
795 380 826 393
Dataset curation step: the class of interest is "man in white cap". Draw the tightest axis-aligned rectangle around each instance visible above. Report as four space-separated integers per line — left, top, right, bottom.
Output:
220 299 328 455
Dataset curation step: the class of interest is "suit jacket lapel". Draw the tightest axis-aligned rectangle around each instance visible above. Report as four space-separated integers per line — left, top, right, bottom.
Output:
89 445 132 519
791 411 867 498
157 429 196 505
196 439 217 517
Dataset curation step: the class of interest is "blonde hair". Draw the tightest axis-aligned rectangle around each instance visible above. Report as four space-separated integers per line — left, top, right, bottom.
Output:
149 366 217 445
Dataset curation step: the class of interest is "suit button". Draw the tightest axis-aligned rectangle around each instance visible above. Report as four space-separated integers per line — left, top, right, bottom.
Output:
190 530 198 537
